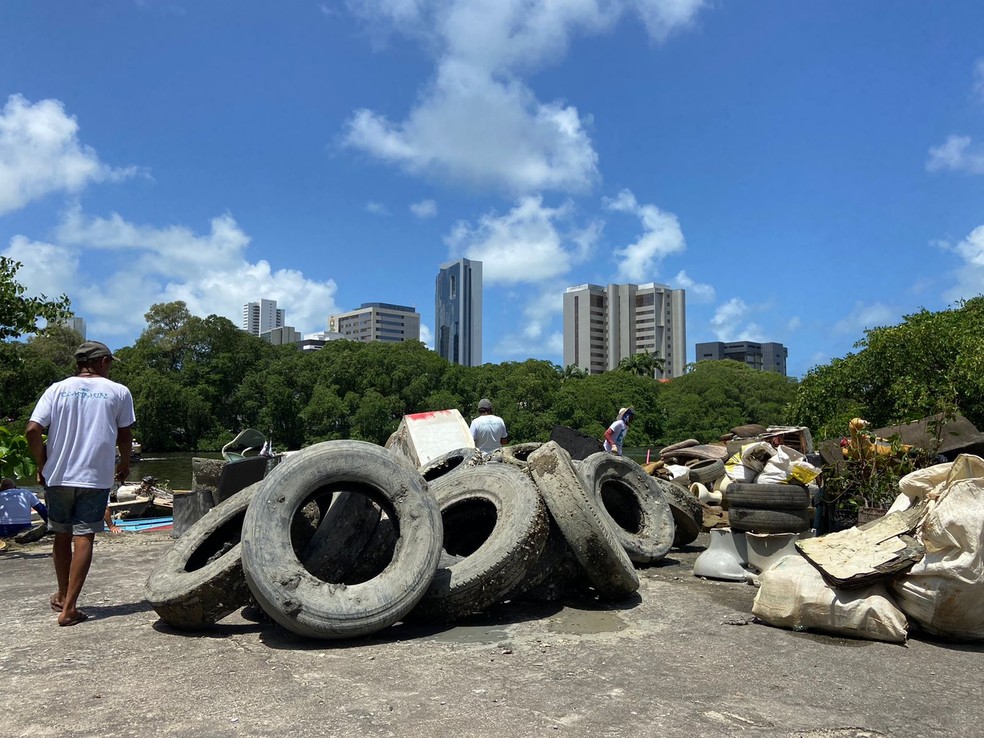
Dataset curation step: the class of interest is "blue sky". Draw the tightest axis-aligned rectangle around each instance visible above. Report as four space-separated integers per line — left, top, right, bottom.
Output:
2 1 983 378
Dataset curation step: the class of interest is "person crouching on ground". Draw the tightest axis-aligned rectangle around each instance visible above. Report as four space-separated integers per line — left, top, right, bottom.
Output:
604 407 635 456
470 398 509 459
0 477 49 540
25 341 135 627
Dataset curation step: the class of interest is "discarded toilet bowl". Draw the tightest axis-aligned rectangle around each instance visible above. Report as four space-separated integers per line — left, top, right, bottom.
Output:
693 527 752 582
690 482 722 505
744 530 814 573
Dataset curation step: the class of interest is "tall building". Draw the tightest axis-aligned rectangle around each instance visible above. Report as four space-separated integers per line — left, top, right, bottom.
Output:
563 282 686 378
61 315 86 340
696 341 788 375
242 299 285 336
435 258 482 366
329 302 421 343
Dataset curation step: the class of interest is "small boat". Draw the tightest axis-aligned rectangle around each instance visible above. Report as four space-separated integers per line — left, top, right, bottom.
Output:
113 477 172 518
116 440 143 462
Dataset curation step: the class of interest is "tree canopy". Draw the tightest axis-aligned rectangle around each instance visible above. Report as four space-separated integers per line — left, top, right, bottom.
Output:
789 296 984 438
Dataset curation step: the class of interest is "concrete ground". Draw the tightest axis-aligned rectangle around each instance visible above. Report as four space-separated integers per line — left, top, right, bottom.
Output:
1 530 980 738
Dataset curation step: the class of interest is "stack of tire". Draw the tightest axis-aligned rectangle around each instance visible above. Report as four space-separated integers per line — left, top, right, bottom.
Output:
144 439 686 641
724 482 814 534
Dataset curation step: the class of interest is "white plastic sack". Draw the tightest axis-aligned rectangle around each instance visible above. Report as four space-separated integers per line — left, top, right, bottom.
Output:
889 454 984 641
724 441 775 483
752 555 908 643
757 445 822 486
665 463 691 481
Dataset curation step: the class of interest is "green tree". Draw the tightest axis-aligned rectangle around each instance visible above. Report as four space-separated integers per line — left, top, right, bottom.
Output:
0 257 71 341
616 350 665 378
790 297 984 438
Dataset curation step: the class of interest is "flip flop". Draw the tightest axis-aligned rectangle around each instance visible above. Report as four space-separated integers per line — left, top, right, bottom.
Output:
58 611 89 627
50 594 63 612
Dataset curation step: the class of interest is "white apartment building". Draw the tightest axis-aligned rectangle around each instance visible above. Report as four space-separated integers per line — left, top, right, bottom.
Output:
329 302 421 343
562 282 687 378
242 299 285 336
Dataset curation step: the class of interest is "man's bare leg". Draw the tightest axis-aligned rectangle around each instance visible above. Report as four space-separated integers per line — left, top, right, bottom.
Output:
55 533 94 624
51 532 73 610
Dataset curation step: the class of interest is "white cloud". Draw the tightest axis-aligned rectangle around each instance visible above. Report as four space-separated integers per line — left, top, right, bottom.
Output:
709 297 765 341
345 60 598 193
410 199 437 218
672 269 714 303
13 208 340 341
605 189 686 282
0 94 137 215
494 283 564 358
973 58 984 105
832 301 897 337
944 223 984 303
419 322 434 349
344 0 707 192
445 195 595 284
365 200 390 215
926 135 984 174
2 236 78 300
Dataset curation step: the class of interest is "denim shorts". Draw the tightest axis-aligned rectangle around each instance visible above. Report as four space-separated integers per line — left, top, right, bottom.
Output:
44 486 108 535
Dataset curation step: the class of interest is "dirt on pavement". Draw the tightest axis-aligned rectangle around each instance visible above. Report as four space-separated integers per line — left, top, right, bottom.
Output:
1 530 981 738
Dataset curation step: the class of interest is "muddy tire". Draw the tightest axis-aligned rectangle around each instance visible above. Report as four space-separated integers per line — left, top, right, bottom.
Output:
241 441 442 640
576 452 675 565
342 515 399 585
410 464 549 620
652 477 702 546
501 442 544 468
144 481 262 630
14 522 50 544
729 506 813 534
725 482 810 510
527 442 639 600
660 438 699 455
419 447 480 482
688 459 725 486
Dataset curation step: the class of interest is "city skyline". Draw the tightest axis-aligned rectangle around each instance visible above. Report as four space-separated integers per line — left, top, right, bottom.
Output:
3 3 983 378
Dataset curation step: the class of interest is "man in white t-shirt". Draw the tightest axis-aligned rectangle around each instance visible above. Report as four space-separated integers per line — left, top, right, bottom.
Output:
26 341 135 626
469 398 509 457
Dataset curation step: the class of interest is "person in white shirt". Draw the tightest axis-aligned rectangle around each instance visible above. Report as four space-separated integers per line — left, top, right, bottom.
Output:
470 398 509 457
603 407 635 456
26 341 135 627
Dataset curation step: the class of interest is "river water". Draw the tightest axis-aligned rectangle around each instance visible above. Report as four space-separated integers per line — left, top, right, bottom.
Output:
21 451 221 495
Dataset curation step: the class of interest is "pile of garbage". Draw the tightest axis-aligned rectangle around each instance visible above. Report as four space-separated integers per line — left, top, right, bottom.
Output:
144 414 702 640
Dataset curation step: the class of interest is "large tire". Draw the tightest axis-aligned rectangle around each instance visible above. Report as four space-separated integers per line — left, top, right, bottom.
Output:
527 442 639 600
660 439 699 456
576 452 675 565
241 441 442 640
725 482 810 510
410 464 549 620
419 447 480 482
144 481 262 630
688 459 725 485
729 506 813 534
652 477 702 546
501 442 544 468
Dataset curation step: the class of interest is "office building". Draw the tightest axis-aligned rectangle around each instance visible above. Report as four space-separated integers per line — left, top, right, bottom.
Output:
695 341 788 375
61 315 86 340
563 282 686 378
435 258 482 366
242 299 285 336
329 302 421 343
261 326 302 346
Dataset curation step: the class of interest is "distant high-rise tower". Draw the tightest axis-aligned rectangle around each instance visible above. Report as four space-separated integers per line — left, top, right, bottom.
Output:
563 282 686 378
242 299 285 336
435 258 482 366
61 315 87 340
